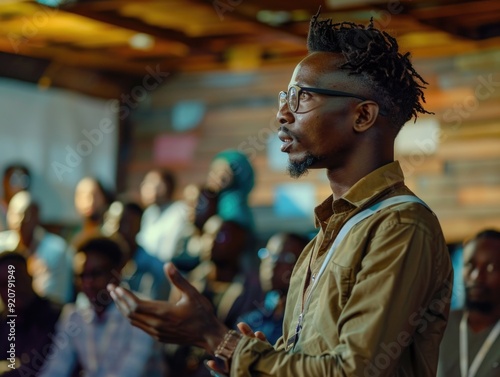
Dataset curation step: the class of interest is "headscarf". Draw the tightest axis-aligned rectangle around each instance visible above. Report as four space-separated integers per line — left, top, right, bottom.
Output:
211 150 255 230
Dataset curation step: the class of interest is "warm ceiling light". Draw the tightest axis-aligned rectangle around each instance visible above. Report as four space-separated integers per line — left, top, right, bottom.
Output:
129 33 155 50
257 10 292 26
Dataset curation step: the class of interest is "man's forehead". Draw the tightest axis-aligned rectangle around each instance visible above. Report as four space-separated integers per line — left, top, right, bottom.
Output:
290 52 351 86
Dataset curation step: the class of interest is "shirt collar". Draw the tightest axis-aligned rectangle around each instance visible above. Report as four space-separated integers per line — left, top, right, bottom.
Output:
314 161 405 227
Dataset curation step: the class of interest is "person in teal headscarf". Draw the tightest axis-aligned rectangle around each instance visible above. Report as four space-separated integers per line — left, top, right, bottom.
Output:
206 149 255 231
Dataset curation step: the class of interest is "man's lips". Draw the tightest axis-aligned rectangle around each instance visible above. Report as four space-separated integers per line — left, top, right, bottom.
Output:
278 130 293 152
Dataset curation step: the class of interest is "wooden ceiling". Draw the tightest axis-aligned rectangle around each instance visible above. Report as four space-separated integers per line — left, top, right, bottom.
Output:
0 0 499 98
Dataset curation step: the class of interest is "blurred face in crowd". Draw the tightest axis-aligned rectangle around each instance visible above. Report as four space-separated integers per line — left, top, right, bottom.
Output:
201 216 246 267
140 171 170 207
117 207 141 249
463 236 500 313
2 167 30 204
206 159 233 193
7 191 38 240
74 251 119 315
259 234 305 294
183 185 218 231
75 177 107 221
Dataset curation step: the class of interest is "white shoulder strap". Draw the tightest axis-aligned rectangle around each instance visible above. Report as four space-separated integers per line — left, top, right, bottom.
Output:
308 195 429 307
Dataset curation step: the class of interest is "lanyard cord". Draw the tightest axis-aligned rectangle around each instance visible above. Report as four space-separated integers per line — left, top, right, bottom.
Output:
460 311 500 377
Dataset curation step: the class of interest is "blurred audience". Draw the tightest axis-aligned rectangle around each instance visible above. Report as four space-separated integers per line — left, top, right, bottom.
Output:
137 169 188 263
169 215 262 376
39 236 166 377
72 177 112 248
0 191 73 303
103 200 170 300
0 251 62 377
239 232 309 345
1 164 31 232
438 229 500 377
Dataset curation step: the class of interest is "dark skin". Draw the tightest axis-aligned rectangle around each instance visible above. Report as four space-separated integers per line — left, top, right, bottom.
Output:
108 51 398 370
463 237 500 333
7 193 39 257
117 208 141 259
75 251 120 318
209 220 247 282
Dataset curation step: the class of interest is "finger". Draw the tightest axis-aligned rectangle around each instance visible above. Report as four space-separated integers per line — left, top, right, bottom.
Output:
109 290 131 316
115 286 139 312
255 331 268 342
237 322 255 337
164 263 199 297
107 284 135 315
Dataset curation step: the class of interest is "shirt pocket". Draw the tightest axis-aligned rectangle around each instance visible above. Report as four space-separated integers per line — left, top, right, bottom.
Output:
331 262 354 309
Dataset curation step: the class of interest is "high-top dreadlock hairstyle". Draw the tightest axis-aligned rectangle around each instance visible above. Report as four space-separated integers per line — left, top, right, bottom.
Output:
307 10 432 129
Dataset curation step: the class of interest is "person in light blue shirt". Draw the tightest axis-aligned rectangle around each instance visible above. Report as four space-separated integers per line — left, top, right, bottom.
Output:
39 236 166 377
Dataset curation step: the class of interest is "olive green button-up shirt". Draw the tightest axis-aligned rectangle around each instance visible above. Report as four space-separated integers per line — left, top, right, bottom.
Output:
231 161 453 376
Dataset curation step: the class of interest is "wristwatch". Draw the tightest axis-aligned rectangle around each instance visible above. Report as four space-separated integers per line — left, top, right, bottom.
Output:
214 330 243 373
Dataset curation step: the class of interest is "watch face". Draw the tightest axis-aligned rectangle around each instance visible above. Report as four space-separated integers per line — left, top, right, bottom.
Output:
204 360 229 377
214 356 229 374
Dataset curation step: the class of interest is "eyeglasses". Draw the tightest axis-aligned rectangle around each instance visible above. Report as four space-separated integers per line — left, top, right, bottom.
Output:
279 84 387 116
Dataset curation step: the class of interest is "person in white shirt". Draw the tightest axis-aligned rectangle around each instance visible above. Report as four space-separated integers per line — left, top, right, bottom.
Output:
137 169 188 263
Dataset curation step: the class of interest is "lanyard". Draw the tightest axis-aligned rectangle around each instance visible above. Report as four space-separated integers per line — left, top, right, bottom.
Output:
460 311 500 377
286 195 429 351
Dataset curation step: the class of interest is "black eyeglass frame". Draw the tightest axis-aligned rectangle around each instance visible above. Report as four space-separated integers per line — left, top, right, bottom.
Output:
279 85 387 116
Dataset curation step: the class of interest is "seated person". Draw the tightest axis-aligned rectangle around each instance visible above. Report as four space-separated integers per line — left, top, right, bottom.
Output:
0 250 62 377
239 232 309 345
171 185 219 273
1 164 31 232
103 200 170 300
137 169 188 263
438 229 500 377
39 236 166 377
169 216 262 376
72 177 112 249
0 191 73 303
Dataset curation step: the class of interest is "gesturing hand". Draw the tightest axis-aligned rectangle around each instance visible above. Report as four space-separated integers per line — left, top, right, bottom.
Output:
107 262 228 353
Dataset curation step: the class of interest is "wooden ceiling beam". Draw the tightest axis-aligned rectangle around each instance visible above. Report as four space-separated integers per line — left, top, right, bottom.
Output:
60 3 252 53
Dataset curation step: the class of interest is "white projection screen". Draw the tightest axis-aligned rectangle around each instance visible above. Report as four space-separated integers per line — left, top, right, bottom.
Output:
0 78 118 224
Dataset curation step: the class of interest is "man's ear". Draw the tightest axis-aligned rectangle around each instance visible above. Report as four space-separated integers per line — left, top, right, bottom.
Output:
353 101 380 133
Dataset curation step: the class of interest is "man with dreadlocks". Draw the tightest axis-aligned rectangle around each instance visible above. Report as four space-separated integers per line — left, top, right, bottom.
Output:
108 12 453 377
